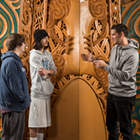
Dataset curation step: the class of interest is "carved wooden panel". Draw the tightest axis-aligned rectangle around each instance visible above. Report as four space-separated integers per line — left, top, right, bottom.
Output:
47 0 110 139
18 0 111 139
0 0 21 53
0 0 22 138
0 0 131 140
121 0 136 4
111 0 121 24
0 0 139 139
18 1 34 139
121 0 140 139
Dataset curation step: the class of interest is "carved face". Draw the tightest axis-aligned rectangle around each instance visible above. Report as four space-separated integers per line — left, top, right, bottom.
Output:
40 36 49 48
111 29 122 45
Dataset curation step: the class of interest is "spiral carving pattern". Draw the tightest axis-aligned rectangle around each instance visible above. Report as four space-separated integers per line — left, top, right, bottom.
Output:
0 0 21 53
89 1 107 20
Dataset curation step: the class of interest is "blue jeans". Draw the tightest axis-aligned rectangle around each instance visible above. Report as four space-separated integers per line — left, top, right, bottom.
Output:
106 93 135 140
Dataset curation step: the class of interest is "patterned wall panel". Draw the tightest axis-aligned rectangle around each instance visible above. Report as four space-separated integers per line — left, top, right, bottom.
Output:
1 0 139 139
121 0 140 43
0 1 21 139
121 0 140 139
0 0 21 53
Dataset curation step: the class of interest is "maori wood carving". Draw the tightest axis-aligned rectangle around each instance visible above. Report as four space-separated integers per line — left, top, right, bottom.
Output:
47 0 74 55
111 0 121 24
19 0 34 80
88 0 108 46
18 0 121 140
84 0 110 111
2 0 139 140
47 0 71 45
121 0 140 139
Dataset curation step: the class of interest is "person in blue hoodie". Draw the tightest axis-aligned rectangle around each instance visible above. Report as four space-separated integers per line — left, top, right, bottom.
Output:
81 24 139 140
0 33 31 140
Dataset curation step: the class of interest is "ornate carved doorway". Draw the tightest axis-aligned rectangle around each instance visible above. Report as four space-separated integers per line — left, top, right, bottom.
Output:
19 0 121 139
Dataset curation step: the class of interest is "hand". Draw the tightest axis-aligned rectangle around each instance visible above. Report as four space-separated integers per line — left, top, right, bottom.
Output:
37 67 50 76
45 75 50 79
93 60 107 68
81 51 95 62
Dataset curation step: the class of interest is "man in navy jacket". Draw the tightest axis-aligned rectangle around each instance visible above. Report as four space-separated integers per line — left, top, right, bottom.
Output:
0 33 31 140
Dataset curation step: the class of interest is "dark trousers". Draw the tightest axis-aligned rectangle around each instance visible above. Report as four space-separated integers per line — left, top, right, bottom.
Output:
106 93 136 140
2 111 25 140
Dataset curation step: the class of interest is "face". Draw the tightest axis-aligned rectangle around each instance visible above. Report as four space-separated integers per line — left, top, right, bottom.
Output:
18 42 26 54
111 29 122 45
40 36 49 48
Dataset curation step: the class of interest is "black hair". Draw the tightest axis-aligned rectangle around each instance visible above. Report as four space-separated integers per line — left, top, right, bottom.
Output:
33 41 50 51
33 42 43 50
111 24 128 37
